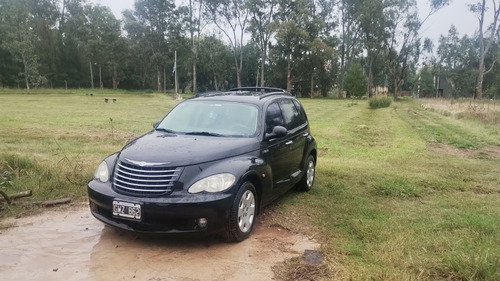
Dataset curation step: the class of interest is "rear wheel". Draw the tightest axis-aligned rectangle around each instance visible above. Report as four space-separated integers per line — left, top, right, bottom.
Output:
225 182 257 242
297 155 315 192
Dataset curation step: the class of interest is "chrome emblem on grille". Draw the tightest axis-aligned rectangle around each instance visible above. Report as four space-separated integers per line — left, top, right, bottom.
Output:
125 159 171 166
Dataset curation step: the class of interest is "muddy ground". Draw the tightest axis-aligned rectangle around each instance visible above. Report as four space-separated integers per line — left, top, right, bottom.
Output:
0 203 319 281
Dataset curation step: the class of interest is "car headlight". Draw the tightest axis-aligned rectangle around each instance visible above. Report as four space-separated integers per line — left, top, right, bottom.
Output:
94 161 110 182
188 173 236 194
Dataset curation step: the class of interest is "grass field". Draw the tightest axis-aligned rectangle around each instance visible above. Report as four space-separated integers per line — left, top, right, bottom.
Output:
1 89 500 280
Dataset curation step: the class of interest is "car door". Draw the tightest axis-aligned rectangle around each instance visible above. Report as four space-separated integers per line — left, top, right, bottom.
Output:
278 98 307 185
263 101 295 194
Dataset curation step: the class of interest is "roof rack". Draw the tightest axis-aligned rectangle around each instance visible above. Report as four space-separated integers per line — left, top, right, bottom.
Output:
229 87 288 93
194 87 292 99
228 87 292 99
194 91 226 97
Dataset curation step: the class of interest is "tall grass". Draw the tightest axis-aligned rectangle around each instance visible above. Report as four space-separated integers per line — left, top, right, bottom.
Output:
419 98 500 126
1 90 500 280
368 95 392 109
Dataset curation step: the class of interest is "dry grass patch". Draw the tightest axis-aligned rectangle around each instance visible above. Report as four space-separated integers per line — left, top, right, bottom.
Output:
419 98 500 125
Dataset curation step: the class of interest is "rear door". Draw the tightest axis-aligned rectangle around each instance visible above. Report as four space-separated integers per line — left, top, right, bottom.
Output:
278 98 308 184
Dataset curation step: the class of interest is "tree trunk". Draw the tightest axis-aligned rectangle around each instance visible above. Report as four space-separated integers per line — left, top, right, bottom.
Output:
367 51 374 98
112 64 119 90
157 70 161 93
393 80 399 100
339 44 345 99
193 58 197 93
235 53 242 88
260 52 266 87
310 71 314 98
286 55 292 93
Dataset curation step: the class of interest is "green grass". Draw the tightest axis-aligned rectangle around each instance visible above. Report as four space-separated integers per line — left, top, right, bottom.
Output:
1 90 500 280
369 95 393 109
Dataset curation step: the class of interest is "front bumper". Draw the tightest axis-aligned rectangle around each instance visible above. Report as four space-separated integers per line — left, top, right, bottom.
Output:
87 180 234 235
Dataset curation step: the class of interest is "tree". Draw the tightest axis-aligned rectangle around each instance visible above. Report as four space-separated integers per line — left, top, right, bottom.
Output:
383 0 451 99
336 0 363 98
0 0 57 91
272 0 315 93
469 0 500 99
197 36 234 90
437 26 477 97
204 0 248 88
353 0 388 97
133 0 180 92
344 62 367 98
186 0 206 93
246 0 277 87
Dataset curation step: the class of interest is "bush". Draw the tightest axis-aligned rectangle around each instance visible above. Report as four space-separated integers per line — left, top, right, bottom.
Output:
368 95 392 109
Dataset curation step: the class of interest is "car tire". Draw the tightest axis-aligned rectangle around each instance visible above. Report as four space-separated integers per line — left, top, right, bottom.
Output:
225 182 257 242
297 155 315 192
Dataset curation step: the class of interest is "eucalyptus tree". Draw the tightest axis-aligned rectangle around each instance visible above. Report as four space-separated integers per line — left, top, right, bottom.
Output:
469 0 500 99
302 0 337 97
83 5 124 89
336 0 363 98
246 0 277 87
271 0 316 93
352 0 388 97
203 0 249 88
0 0 59 91
132 0 181 92
437 26 477 97
186 0 207 93
383 0 420 98
123 9 151 89
196 36 234 91
383 0 451 98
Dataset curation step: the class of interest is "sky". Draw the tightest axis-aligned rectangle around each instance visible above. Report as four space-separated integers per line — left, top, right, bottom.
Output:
92 0 483 44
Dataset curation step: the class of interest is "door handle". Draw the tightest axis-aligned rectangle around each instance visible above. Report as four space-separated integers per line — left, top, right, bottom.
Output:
285 141 293 145
302 133 309 137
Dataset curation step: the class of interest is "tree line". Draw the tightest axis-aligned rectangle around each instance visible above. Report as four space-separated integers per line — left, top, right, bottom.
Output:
0 0 499 99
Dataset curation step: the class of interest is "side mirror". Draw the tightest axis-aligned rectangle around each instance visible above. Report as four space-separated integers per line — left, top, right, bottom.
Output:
265 126 287 140
153 120 161 128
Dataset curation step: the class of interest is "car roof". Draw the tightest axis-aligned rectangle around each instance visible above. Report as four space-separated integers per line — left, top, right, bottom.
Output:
193 87 294 104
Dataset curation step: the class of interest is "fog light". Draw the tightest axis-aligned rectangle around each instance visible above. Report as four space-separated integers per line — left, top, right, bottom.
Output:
197 218 208 228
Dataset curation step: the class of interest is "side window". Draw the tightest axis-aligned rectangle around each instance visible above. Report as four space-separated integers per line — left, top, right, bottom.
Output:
279 99 304 130
265 102 284 133
292 100 308 125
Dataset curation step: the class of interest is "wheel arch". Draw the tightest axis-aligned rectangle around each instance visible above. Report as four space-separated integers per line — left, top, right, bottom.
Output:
242 173 263 215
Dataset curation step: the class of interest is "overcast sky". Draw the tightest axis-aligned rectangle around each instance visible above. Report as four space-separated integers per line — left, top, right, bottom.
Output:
92 0 483 44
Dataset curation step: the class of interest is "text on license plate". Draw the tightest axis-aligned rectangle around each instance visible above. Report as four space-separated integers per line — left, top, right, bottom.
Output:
112 200 141 221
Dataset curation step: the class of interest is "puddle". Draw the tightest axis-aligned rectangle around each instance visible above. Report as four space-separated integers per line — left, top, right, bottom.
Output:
0 203 318 280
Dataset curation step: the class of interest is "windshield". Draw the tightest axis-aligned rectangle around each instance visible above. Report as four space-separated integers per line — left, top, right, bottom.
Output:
157 100 259 137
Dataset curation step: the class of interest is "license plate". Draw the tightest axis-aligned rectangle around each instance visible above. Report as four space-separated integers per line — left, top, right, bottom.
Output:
112 200 142 221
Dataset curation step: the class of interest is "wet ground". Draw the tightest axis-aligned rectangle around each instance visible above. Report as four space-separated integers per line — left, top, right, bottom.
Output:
0 203 318 281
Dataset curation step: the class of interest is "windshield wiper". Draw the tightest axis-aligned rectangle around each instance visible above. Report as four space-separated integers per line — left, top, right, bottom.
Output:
185 131 223 137
155 128 177 134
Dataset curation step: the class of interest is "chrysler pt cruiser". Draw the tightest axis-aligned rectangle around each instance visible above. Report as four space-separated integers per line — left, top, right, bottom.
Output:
87 87 317 242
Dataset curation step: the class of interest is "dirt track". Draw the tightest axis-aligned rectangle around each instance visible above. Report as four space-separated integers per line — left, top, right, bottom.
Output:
0 203 318 280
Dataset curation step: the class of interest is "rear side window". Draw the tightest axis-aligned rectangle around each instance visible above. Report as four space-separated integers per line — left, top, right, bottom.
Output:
279 99 306 130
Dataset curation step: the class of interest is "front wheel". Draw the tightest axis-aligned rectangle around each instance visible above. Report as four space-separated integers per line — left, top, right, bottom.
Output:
297 155 315 192
225 182 257 242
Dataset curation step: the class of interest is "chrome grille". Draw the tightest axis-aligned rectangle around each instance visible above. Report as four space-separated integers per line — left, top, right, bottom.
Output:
113 160 182 195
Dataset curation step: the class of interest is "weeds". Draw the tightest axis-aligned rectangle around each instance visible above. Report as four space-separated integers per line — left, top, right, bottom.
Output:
369 95 392 109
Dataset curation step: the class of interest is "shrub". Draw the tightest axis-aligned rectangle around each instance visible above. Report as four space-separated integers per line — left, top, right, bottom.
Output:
368 95 392 109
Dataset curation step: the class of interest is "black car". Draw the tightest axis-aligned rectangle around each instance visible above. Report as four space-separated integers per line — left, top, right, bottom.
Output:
88 87 317 242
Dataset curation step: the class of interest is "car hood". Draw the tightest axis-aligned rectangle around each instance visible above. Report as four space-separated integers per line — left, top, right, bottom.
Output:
118 131 260 166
